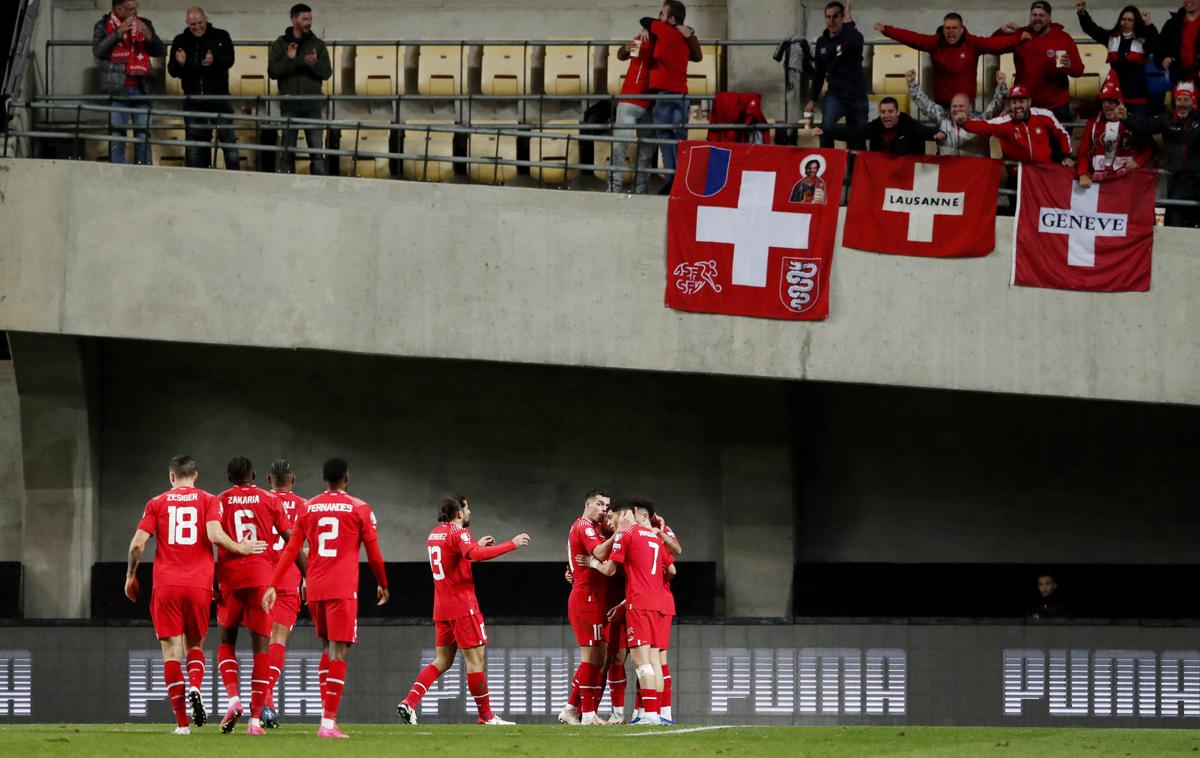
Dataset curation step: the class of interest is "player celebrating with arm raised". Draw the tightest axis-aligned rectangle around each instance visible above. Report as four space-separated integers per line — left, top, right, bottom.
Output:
558 488 611 726
124 455 266 735
397 494 531 726
262 458 390 739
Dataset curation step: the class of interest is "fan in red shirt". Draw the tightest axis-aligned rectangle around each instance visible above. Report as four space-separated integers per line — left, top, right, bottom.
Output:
1078 70 1156 187
587 497 675 725
258 459 308 730
123 455 266 735
397 493 531 726
555 489 611 726
263 458 390 739
637 1 703 186
213 456 293 735
996 1 1085 123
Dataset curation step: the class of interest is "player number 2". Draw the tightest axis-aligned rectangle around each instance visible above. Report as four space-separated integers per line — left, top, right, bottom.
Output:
649 540 660 575
233 509 257 542
167 505 198 545
317 517 339 557
428 546 445 580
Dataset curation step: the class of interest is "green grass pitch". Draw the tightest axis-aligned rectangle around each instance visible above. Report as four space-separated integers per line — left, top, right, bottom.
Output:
2 724 1200 757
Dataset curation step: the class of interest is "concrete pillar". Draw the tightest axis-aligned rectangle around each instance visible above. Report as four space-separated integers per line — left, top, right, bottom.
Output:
0 358 25 562
10 333 99 618
718 378 795 617
726 0 805 125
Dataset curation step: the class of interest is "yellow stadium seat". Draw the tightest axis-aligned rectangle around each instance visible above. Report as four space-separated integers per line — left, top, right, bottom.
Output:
1073 43 1108 101
403 121 456 181
418 45 465 96
607 46 628 94
593 138 613 183
531 121 580 184
150 119 186 168
871 43 919 95
467 120 518 185
340 128 394 178
687 44 719 96
354 45 405 96
481 45 530 95
230 44 274 97
543 44 592 95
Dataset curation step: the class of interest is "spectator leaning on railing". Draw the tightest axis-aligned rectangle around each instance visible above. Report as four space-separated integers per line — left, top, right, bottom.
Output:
92 0 166 166
611 21 658 194
1124 83 1200 227
637 1 703 192
168 7 240 171
815 96 945 154
907 69 1009 157
1156 0 1200 86
805 0 868 150
1076 71 1154 188
268 3 332 175
874 13 1022 108
1075 2 1158 117
998 1 1084 124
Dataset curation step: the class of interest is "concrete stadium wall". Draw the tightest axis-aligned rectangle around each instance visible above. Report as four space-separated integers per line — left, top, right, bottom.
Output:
0 360 25 562
0 158 1196 408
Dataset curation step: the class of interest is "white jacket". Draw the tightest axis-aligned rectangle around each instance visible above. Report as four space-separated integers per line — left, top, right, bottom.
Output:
908 81 1007 157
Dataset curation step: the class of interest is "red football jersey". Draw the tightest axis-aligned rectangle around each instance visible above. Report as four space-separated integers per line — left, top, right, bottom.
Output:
215 485 287 591
567 517 608 604
609 525 674 613
426 523 485 621
270 489 304 593
294 490 378 601
136 486 221 590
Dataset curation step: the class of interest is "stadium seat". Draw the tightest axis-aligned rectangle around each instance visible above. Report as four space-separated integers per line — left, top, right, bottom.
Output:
593 137 612 183
871 43 918 95
687 44 720 96
418 45 465 96
543 44 592 95
531 121 580 184
340 128 394 178
229 44 274 97
481 45 530 95
354 45 405 96
606 45 629 94
149 119 186 168
402 121 456 181
1073 43 1108 101
466 120 518 185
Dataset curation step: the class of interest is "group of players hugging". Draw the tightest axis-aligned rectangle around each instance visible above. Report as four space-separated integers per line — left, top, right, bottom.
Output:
126 458 679 737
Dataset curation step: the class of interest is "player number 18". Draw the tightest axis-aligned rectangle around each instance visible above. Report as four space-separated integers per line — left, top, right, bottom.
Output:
166 505 198 545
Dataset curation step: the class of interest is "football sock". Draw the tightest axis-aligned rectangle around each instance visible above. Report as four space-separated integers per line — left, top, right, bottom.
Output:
567 671 580 709
642 690 659 715
578 661 600 715
405 663 441 708
266 643 287 708
467 671 494 721
323 659 346 722
185 648 205 690
318 652 330 704
250 653 270 719
164 659 189 727
608 666 626 710
217 644 240 706
662 663 672 719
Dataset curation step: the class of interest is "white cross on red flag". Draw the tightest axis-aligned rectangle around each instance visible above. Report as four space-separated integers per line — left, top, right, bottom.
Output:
665 142 847 320
1014 164 1155 292
842 153 1004 258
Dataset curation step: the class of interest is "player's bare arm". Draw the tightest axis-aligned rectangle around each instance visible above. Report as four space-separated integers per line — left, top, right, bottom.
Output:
592 533 616 560
607 599 627 621
124 528 151 602
574 552 618 577
651 514 682 556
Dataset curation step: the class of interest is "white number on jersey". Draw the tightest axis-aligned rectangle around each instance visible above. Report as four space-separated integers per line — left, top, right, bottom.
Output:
317 516 339 557
649 540 660 575
233 509 257 542
429 546 445 580
167 505 198 545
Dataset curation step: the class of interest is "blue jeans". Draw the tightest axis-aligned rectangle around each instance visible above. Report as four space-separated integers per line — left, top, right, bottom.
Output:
109 83 152 165
611 101 655 194
652 95 689 185
819 93 868 149
185 108 240 170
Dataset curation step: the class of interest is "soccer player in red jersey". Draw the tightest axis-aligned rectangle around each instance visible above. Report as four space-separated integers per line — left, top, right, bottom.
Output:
263 458 389 739
557 488 611 726
598 508 629 724
649 510 681 724
124 455 266 735
397 494 531 726
259 459 308 729
213 456 293 735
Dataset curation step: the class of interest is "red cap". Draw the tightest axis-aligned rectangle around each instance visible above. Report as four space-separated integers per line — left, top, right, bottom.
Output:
1098 69 1123 103
1175 83 1196 105
1008 84 1030 99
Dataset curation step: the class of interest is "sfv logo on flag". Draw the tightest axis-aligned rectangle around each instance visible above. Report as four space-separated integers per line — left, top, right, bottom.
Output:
882 162 964 243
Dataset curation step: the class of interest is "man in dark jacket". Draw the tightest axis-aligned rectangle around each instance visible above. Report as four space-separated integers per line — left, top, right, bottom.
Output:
1156 0 1200 85
816 97 945 154
92 0 166 165
1126 84 1200 226
804 0 869 149
268 3 332 175
168 7 239 170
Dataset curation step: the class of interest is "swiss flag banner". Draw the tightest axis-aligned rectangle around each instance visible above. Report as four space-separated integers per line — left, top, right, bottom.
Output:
1014 164 1155 292
842 153 1004 257
666 142 847 320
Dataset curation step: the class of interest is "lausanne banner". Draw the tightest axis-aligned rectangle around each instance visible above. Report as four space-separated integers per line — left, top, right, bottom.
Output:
666 142 847 320
842 153 1003 258
1013 164 1155 292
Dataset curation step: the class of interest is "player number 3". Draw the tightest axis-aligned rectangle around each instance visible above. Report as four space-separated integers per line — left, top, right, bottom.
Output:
428 545 445 580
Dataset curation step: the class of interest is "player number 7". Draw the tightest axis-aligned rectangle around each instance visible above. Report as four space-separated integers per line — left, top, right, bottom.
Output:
649 540 659 575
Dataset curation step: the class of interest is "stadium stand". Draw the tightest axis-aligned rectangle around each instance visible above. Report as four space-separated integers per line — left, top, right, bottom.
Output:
481 44 530 95
353 44 405 96
541 43 592 95
417 44 465 95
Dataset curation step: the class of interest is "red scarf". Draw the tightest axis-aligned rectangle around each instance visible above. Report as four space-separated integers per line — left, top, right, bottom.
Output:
106 12 150 84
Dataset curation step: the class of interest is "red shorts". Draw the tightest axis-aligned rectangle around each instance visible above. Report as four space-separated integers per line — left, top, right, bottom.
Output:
309 597 358 643
435 610 487 649
272 590 302 631
625 608 670 649
151 585 211 641
568 596 606 647
217 585 273 637
606 616 627 650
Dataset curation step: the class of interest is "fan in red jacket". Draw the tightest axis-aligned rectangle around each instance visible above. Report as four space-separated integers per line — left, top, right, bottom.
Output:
1077 70 1155 187
997 1 1084 122
874 13 1022 105
955 84 1075 176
